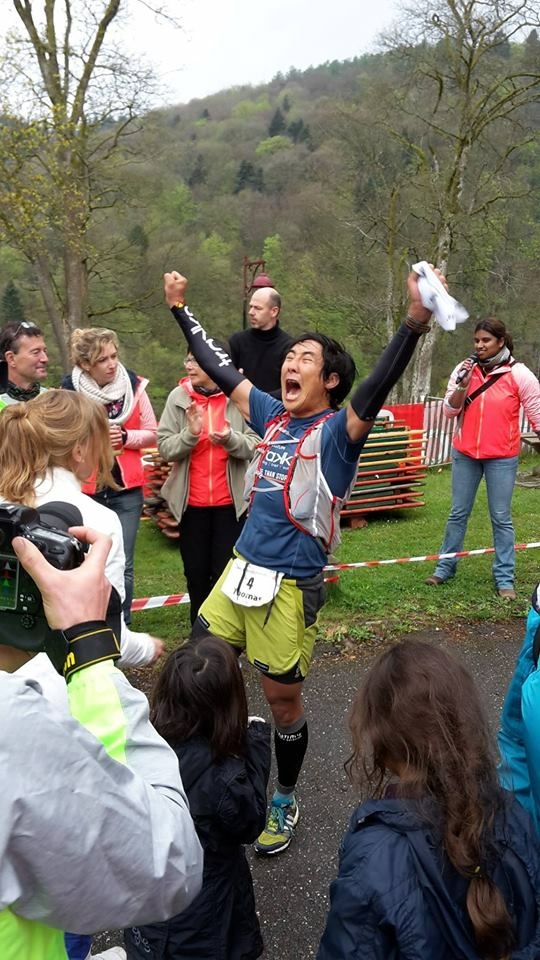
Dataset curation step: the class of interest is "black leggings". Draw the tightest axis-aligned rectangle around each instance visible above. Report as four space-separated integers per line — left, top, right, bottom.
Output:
179 505 245 625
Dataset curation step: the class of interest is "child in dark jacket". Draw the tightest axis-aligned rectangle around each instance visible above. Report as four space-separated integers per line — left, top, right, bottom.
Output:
125 635 270 960
318 640 540 960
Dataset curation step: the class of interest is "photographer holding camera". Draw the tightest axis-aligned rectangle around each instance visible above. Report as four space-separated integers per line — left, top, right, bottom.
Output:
0 524 202 960
0 389 164 670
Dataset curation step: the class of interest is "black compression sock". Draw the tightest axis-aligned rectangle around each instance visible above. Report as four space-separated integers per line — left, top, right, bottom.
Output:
274 718 308 791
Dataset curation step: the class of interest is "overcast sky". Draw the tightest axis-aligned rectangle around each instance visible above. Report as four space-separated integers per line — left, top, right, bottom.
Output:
131 0 399 105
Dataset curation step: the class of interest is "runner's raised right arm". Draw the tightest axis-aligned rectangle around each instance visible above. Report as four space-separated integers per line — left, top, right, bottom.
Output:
164 271 253 420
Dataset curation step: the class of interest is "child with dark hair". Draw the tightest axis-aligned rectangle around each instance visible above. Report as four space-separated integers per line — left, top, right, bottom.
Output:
318 640 540 960
124 636 271 960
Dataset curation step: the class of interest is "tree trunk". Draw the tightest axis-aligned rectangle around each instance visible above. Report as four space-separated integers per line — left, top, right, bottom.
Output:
34 254 71 370
59 142 89 332
409 239 450 399
409 322 440 400
63 242 88 332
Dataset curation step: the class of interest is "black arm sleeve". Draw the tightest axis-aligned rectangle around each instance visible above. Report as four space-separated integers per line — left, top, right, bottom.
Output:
171 304 247 397
62 621 121 681
350 321 423 421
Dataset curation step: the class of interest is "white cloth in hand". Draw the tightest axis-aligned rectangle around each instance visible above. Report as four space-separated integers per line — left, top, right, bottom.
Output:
412 261 469 331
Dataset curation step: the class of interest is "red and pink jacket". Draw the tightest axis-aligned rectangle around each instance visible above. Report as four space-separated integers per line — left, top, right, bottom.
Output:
444 358 540 460
181 378 233 508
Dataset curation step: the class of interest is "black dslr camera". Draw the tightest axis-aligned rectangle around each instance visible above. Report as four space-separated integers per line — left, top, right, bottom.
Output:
0 502 86 660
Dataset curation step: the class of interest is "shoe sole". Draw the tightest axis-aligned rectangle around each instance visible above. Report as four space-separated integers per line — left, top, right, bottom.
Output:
254 805 300 856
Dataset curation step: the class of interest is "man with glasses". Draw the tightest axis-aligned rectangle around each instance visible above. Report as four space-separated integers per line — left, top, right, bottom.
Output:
0 320 49 409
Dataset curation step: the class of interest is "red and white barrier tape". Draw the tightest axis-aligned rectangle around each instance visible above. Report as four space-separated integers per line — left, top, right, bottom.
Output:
324 541 540 572
131 542 540 611
131 593 190 612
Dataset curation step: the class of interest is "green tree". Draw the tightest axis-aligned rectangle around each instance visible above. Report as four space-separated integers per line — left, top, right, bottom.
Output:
287 118 311 145
383 0 540 397
233 160 264 193
262 234 286 287
1 279 25 324
0 0 164 367
268 107 286 137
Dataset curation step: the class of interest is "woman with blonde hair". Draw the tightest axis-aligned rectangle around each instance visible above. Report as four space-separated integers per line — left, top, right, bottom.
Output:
0 389 162 668
62 328 157 623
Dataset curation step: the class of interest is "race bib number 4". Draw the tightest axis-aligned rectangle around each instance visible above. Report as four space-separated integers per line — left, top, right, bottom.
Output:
221 558 283 607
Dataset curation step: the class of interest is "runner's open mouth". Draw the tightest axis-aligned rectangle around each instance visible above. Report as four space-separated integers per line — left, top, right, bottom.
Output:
284 378 301 400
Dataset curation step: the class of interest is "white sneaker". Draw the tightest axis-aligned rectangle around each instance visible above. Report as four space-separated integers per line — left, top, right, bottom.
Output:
91 948 127 960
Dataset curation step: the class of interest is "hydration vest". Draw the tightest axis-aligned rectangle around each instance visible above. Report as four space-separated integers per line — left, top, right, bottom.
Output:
243 411 354 554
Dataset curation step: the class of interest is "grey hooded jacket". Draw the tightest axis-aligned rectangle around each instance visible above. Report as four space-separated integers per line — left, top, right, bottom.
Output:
0 662 203 958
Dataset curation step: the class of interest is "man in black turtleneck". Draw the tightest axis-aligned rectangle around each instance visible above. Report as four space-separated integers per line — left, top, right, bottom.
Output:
0 321 49 410
229 287 292 395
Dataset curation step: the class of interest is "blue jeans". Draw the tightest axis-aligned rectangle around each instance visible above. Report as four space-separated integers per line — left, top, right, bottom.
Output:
64 932 91 959
434 450 518 589
92 486 144 623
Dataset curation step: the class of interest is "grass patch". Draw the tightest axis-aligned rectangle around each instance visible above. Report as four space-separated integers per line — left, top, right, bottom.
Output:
132 454 539 650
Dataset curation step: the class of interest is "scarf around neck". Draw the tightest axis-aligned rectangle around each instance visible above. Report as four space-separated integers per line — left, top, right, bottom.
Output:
478 345 511 370
7 380 41 402
71 362 135 425
193 384 221 397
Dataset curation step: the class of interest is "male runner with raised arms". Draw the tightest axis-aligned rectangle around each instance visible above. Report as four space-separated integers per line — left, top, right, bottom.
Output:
164 267 444 855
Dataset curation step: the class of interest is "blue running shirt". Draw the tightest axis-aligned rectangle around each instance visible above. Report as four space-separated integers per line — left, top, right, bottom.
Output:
235 388 367 578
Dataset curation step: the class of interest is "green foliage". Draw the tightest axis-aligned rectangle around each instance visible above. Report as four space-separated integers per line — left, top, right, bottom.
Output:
255 135 292 157
151 182 197 228
287 118 311 145
261 234 286 287
268 107 286 137
128 225 149 256
200 231 233 261
232 96 271 118
1 279 25 324
233 160 264 193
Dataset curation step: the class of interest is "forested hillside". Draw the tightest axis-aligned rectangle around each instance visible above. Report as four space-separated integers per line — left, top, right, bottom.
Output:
2 1 540 412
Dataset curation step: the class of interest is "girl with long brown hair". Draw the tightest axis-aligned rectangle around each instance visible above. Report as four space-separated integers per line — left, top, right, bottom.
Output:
317 640 540 960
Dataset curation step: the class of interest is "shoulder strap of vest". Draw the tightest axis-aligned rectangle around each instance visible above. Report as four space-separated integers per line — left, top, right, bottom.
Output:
264 411 291 435
464 361 516 409
295 410 335 453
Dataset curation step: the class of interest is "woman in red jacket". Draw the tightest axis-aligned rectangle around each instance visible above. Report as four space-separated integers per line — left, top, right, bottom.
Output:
62 328 157 623
158 350 258 624
426 317 540 599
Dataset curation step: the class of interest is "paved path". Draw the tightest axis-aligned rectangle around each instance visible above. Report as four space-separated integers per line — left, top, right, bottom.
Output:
94 618 524 959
